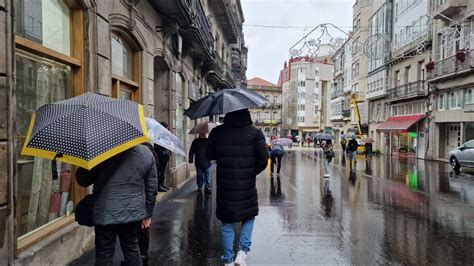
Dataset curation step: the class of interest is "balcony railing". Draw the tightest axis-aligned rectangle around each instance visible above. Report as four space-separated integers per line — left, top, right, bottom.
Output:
255 119 282 126
465 103 474 112
427 50 474 80
331 89 344 99
209 0 239 42
260 102 282 109
387 81 427 102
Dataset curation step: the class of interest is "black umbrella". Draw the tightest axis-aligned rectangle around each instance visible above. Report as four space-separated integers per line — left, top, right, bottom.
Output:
184 88 268 119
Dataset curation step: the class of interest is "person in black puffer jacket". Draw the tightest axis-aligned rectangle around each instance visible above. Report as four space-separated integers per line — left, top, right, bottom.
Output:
207 109 269 265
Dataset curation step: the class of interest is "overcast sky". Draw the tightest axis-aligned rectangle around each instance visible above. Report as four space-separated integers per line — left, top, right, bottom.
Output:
241 0 354 84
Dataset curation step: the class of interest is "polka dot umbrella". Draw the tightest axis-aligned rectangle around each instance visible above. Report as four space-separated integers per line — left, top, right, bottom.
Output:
21 92 149 170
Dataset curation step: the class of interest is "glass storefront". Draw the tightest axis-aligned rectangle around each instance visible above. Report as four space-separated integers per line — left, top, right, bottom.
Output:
15 50 74 237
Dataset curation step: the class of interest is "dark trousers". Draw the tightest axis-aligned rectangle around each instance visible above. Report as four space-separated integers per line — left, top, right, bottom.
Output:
138 227 149 263
94 222 142 266
271 154 283 174
158 156 170 186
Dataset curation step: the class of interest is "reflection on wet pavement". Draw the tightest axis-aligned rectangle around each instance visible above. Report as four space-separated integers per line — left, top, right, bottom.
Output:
72 150 474 265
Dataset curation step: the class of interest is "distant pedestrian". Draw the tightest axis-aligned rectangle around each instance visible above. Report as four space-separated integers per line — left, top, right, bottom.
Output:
270 143 285 175
348 137 358 169
322 140 334 176
340 138 347 153
365 142 373 161
155 122 171 192
76 145 158 266
207 109 269 266
189 132 212 193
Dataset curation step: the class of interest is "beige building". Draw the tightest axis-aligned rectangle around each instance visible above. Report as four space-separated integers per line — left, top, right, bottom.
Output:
1 0 246 264
279 57 333 138
426 1 474 160
247 77 282 136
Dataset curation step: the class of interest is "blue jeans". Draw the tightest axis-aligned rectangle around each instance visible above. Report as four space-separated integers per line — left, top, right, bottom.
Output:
196 165 211 189
221 218 255 263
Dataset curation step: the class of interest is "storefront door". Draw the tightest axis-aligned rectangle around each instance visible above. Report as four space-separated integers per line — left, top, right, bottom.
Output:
445 124 461 158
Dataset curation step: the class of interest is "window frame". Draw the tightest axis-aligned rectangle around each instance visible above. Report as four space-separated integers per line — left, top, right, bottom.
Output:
14 3 86 253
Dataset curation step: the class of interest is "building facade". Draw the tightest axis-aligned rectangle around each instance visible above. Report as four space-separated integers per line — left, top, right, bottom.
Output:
377 0 431 158
1 0 247 264
426 0 474 161
279 56 333 139
247 77 282 137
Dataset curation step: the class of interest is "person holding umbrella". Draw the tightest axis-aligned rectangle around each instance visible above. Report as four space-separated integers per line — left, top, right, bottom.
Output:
207 109 269 266
189 132 212 193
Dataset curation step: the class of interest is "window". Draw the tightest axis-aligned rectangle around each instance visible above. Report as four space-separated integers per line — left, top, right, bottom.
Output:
298 81 306 87
175 74 186 166
438 93 445 110
315 81 320 88
314 106 319 114
298 104 305 111
315 69 320 76
465 88 474 105
465 140 474 149
15 0 71 55
14 0 85 244
449 91 461 109
111 33 140 101
298 116 305 123
299 92 306 99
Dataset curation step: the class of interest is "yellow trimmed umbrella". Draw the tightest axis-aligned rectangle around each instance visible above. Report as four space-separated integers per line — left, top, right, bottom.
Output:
21 92 149 170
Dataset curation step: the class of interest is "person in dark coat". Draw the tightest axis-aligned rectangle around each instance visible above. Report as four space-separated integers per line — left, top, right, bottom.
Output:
348 137 358 169
154 122 171 192
270 143 285 175
76 145 158 266
207 109 269 266
189 132 212 193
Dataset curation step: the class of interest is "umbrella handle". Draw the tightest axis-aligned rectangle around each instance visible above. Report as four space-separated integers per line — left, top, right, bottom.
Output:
52 153 64 181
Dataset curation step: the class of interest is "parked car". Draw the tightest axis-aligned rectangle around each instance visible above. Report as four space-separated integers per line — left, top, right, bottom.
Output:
449 140 474 173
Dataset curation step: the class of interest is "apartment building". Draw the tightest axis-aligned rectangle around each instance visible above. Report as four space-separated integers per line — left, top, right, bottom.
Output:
2 0 247 263
350 0 372 136
426 0 474 160
279 57 333 138
375 0 431 158
247 77 282 136
330 38 353 144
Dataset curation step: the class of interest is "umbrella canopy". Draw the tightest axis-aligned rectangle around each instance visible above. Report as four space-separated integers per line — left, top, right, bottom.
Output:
361 138 374 143
319 134 334 140
272 138 292 146
145 118 186 156
189 121 219 135
21 92 149 170
184 88 268 119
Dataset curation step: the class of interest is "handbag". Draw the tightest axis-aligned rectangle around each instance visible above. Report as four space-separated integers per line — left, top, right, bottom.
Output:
75 194 94 227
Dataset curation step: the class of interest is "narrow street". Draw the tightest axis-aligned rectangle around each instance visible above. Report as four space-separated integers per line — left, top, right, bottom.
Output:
72 150 474 265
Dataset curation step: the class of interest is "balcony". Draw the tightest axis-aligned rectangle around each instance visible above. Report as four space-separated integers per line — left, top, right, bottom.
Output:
150 0 214 60
342 109 351 119
261 102 282 109
331 88 344 99
207 51 235 89
255 119 282 126
427 50 474 81
387 81 427 102
434 0 467 19
208 0 239 43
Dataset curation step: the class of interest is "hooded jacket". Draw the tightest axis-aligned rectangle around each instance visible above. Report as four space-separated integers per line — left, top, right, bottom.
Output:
207 109 269 223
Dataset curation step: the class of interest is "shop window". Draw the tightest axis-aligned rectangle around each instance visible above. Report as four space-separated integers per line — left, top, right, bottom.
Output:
14 0 85 250
175 73 186 166
15 0 71 55
111 33 140 102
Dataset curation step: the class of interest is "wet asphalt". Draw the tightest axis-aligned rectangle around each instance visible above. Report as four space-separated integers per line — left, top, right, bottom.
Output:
71 149 474 265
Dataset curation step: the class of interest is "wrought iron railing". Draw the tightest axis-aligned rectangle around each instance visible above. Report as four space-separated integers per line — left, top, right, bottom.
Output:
427 50 474 79
387 81 427 101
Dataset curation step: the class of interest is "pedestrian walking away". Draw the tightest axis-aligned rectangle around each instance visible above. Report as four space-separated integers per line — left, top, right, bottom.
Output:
155 122 171 192
75 145 158 266
365 142 373 161
207 109 269 266
270 143 285 175
347 137 358 170
189 132 212 193
321 140 334 176
340 138 347 153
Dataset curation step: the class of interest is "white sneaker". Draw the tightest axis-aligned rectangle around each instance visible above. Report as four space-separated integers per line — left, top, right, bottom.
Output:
234 250 248 266
224 263 235 266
